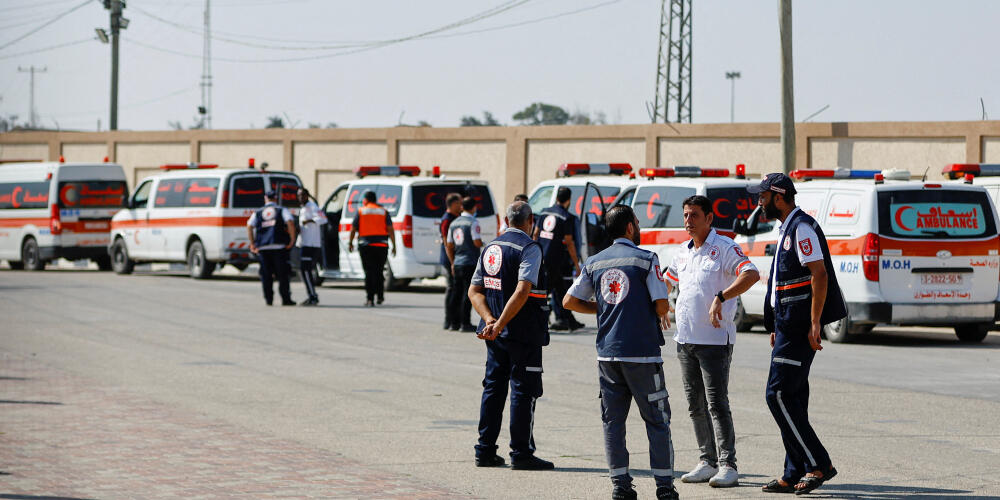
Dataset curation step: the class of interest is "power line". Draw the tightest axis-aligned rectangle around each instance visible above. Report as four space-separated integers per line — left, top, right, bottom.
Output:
0 0 92 51
47 86 199 118
0 37 94 60
0 0 77 14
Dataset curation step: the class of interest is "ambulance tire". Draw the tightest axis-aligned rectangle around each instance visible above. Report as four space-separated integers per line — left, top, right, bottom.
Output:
734 297 754 332
823 316 870 343
383 264 410 291
111 238 134 274
954 323 990 343
94 255 113 271
21 237 44 271
187 240 216 279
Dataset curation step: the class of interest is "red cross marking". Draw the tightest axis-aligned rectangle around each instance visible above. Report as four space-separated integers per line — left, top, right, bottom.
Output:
488 255 496 265
609 281 621 294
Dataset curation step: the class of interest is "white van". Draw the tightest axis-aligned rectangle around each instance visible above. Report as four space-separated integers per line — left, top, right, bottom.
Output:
318 165 498 289
110 162 302 279
0 160 127 270
734 168 1000 343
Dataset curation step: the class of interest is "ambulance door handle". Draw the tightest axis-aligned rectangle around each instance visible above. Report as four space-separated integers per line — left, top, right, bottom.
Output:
765 243 776 256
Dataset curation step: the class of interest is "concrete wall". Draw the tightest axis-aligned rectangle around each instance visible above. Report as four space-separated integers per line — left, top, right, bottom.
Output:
200 142 284 170
60 143 108 163
0 143 48 161
398 140 507 202
659 138 780 175
809 138 965 175
293 141 387 199
115 142 190 185
525 139 645 196
984 137 1000 163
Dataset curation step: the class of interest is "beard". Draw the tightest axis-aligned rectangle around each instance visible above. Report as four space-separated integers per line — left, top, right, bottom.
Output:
630 224 642 245
763 198 781 220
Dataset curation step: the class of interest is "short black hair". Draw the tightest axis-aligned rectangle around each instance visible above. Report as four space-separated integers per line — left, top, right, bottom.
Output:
682 195 712 216
363 190 376 203
606 204 636 240
556 186 572 204
461 196 477 212
446 192 462 206
513 193 529 202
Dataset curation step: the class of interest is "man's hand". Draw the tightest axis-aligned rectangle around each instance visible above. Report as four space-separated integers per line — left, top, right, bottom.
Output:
808 322 823 351
477 318 499 340
348 242 354 253
391 245 397 257
249 244 258 254
284 242 294 250
770 332 775 348
709 296 723 328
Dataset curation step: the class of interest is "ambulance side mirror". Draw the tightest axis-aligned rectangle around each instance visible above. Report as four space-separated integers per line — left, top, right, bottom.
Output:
733 206 763 236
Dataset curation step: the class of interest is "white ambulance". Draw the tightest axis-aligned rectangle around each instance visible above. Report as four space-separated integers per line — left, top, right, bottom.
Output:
0 159 127 270
109 161 303 279
317 165 498 289
733 168 1000 343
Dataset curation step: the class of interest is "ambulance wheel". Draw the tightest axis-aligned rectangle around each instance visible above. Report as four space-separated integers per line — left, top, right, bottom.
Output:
383 264 409 291
734 297 754 332
955 323 990 343
94 255 113 271
111 238 134 274
187 240 215 279
823 317 870 343
21 237 44 271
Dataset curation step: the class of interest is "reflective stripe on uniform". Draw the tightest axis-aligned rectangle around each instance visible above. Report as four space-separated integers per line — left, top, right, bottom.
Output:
776 390 818 467
490 240 524 251
586 256 652 274
772 357 802 366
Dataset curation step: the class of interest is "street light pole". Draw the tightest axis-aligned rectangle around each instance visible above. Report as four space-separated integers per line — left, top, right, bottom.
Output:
725 71 741 123
104 0 128 131
779 0 795 174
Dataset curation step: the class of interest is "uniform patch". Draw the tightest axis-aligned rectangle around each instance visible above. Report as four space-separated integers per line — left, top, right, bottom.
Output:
600 269 630 305
734 246 746 258
484 245 503 275
799 238 813 256
262 206 276 220
483 276 502 290
708 245 720 260
452 226 465 246
542 215 557 231
655 264 663 281
783 236 792 251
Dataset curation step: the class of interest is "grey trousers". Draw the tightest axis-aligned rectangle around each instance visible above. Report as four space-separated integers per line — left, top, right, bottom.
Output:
677 342 736 468
598 361 675 488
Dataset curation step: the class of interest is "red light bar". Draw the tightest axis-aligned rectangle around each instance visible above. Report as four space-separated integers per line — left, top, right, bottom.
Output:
557 163 632 177
248 158 255 168
698 168 730 177
432 165 441 177
640 167 676 178
160 163 219 170
942 163 1000 179
790 169 836 180
640 166 731 178
735 163 746 179
354 165 421 178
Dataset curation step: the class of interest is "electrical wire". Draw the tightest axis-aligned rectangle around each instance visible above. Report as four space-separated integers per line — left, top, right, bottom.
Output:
0 0 78 14
46 86 199 118
0 0 93 51
0 37 95 60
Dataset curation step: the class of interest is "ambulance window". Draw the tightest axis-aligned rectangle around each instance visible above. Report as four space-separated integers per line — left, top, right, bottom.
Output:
705 188 758 231
796 190 827 221
616 187 636 208
528 186 553 215
634 186 696 228
270 177 301 208
463 185 495 216
346 184 404 217
345 184 377 218
57 181 127 208
826 192 861 226
324 184 349 214
568 185 620 217
878 189 997 239
0 181 50 209
132 180 152 209
231 176 265 208
154 178 189 208
184 178 219 207
411 184 494 218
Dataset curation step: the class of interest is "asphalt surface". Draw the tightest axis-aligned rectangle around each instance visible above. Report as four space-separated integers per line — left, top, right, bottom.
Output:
1 268 999 499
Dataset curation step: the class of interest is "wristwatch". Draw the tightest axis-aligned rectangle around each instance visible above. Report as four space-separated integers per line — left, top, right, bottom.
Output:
716 291 726 303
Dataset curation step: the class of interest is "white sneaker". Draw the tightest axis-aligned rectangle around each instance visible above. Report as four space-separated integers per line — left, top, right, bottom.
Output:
708 465 739 487
681 461 718 483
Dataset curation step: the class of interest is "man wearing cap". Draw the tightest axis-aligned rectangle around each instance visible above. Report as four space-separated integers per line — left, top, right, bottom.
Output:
247 190 297 306
748 173 846 495
348 190 397 307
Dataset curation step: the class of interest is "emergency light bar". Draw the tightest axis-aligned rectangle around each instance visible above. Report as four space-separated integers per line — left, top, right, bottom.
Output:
639 166 730 179
790 168 883 180
557 163 632 177
160 163 219 170
942 163 1000 180
354 165 421 178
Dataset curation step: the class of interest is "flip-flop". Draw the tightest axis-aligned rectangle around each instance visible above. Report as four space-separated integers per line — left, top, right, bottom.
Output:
795 466 838 495
762 479 796 493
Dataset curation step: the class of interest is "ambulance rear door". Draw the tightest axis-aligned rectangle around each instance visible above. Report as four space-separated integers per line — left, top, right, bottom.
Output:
55 165 128 250
408 182 493 266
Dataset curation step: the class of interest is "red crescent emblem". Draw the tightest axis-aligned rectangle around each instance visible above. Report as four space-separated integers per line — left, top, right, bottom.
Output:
60 184 77 206
574 196 583 215
425 192 441 211
646 192 660 220
346 190 358 213
894 205 913 231
11 185 22 208
712 198 731 218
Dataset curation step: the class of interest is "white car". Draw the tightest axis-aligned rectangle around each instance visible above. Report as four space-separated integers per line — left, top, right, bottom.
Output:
317 165 498 289
733 168 1000 343
0 159 127 270
110 161 303 278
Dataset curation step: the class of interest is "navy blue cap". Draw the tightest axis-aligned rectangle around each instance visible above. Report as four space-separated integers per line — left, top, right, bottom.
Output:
747 172 797 196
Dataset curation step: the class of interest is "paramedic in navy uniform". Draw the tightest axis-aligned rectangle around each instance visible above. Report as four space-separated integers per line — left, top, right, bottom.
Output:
247 190 297 306
446 196 484 332
563 205 679 500
749 173 846 495
468 200 555 471
534 186 583 331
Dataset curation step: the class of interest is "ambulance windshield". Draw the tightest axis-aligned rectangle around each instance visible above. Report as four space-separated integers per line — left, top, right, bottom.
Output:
57 181 127 208
411 184 495 218
878 189 997 239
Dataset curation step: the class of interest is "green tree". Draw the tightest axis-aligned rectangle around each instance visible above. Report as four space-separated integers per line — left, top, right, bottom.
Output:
265 115 285 129
460 111 502 127
513 102 569 126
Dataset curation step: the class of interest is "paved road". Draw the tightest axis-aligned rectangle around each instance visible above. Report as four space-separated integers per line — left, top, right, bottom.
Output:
1 270 999 499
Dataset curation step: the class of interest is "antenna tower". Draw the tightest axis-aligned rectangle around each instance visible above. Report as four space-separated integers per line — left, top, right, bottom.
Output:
652 0 692 123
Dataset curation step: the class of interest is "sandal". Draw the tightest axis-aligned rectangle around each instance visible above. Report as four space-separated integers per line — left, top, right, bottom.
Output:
794 466 838 495
762 479 796 493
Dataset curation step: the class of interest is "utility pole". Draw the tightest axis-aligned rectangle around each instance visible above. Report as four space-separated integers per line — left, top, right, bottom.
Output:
725 71 740 123
17 65 47 129
199 0 212 129
104 0 128 131
652 0 692 123
779 0 795 173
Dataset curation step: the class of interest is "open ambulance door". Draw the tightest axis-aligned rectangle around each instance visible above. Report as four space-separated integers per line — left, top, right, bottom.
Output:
578 181 613 261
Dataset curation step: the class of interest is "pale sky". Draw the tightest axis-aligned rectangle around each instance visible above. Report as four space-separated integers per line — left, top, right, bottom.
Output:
1 0 998 131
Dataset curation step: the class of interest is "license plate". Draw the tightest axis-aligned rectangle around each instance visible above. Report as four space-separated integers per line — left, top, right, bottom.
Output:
921 273 962 285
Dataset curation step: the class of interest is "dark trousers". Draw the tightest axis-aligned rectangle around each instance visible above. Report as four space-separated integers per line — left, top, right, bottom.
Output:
449 265 475 328
546 264 576 324
677 343 736 468
299 246 320 301
442 263 456 327
476 337 543 461
764 344 831 483
359 245 388 301
258 248 291 304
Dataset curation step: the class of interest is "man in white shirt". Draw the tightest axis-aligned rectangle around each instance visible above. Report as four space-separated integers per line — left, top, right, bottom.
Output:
663 195 759 488
296 188 328 306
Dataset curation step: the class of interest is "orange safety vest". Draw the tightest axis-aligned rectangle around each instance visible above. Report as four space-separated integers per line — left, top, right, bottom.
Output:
358 201 389 246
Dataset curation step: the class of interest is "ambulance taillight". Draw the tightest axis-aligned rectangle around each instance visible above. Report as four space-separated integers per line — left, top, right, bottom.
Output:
402 215 413 248
49 204 62 235
862 233 880 281
220 189 229 208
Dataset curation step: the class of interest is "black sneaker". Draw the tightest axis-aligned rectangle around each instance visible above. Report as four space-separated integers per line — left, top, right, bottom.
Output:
281 300 296 306
475 455 506 467
448 324 461 331
377 296 384 305
365 300 374 307
300 298 318 306
510 455 554 470
612 484 638 500
549 321 570 331
656 485 680 500
569 320 586 331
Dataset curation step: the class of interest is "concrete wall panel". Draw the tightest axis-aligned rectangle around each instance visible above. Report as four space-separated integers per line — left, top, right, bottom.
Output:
526 139 645 195
61 143 107 163
200 142 283 171
984 137 1000 163
658 138 781 177
293 141 387 196
398 141 506 202
115 142 190 186
0 143 48 161
809 138 965 178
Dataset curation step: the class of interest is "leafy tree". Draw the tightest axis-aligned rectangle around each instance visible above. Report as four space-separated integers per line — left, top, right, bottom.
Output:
460 111 502 127
513 102 570 126
265 115 285 129
0 114 25 132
